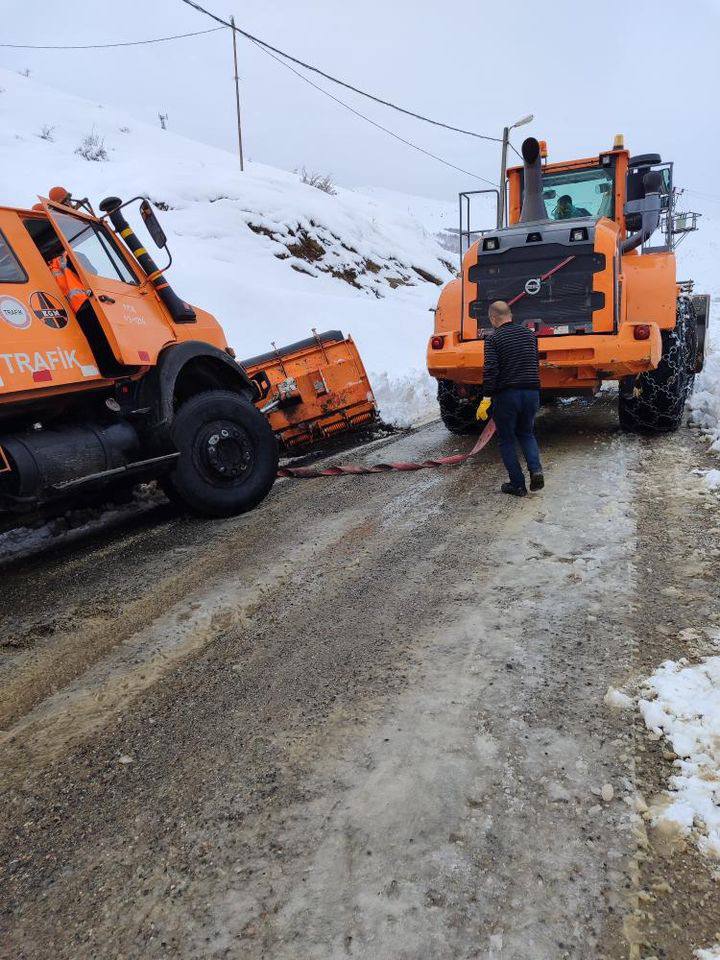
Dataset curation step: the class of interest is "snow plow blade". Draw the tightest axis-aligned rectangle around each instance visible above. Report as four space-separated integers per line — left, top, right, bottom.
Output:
242 331 378 449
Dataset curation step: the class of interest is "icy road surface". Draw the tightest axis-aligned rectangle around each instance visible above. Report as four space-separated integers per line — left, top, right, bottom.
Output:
2 395 720 960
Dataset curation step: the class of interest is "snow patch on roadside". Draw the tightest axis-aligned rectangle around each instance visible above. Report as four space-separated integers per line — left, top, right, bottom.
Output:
638 656 720 858
604 686 634 710
696 946 720 959
691 467 720 491
371 369 437 428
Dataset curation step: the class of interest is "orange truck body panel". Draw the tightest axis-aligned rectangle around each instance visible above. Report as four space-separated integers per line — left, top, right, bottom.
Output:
428 142 677 393
243 332 377 448
0 200 227 406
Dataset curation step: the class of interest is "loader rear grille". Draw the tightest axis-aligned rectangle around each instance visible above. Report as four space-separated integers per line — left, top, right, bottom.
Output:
468 242 605 331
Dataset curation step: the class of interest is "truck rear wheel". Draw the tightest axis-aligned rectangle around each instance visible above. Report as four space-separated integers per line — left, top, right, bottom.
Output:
618 298 697 434
162 390 278 517
437 379 483 434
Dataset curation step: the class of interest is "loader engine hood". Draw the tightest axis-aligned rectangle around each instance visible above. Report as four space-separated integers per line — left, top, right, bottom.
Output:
468 218 607 333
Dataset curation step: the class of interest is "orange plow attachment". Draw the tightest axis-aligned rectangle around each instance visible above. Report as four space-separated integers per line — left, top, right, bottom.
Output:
242 330 378 449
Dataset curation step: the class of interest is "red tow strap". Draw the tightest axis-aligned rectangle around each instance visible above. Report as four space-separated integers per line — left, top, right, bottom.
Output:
278 419 496 479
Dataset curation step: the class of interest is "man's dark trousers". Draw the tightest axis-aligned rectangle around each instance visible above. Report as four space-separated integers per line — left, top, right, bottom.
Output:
491 388 542 489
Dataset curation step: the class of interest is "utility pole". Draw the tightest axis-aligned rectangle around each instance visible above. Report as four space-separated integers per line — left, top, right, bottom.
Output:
230 16 244 171
498 127 509 228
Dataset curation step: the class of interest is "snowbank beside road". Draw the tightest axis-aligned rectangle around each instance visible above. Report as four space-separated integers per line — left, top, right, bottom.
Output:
639 656 720 858
0 68 452 426
690 316 720 449
683 204 720 449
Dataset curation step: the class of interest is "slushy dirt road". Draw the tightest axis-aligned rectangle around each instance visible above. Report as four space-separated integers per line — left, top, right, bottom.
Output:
2 395 720 960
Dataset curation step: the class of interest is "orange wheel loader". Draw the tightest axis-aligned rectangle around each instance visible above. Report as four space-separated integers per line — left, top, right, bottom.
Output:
0 188 278 519
428 136 709 434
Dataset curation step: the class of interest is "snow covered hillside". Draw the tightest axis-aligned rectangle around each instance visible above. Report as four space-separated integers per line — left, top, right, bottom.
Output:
0 68 455 425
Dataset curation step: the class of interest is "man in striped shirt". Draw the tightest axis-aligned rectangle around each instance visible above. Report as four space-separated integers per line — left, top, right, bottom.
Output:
483 301 544 497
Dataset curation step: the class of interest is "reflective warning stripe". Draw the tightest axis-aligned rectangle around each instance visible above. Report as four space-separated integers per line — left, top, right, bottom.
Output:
121 226 133 238
133 247 147 257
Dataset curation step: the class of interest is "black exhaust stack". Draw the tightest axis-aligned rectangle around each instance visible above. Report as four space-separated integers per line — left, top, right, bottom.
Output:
99 197 196 323
518 138 549 224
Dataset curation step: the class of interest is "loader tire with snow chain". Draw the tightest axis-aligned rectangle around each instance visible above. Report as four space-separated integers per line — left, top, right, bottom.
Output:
618 298 697 434
162 390 278 518
437 378 483 435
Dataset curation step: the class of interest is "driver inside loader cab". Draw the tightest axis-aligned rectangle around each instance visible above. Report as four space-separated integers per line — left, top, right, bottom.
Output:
554 194 590 219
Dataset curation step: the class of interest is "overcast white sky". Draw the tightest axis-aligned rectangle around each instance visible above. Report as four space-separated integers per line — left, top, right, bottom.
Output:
3 0 720 211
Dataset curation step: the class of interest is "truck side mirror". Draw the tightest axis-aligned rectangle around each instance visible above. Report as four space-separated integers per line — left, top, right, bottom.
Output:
139 199 167 249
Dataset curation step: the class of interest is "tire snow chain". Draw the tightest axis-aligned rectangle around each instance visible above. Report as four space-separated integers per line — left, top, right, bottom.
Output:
278 419 496 478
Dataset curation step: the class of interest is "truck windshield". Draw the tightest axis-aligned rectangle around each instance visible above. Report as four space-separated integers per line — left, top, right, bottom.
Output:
539 166 615 221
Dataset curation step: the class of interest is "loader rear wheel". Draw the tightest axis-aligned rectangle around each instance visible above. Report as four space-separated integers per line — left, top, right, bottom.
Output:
437 379 483 435
618 298 697 434
162 390 278 517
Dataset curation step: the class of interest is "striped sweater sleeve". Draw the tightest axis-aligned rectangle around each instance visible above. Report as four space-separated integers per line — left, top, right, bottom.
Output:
483 336 500 396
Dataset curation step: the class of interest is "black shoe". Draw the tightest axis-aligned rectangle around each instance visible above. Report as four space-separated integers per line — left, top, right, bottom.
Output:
530 473 545 491
501 482 527 497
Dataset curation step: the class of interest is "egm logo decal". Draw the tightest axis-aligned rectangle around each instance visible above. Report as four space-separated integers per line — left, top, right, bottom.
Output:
30 291 69 330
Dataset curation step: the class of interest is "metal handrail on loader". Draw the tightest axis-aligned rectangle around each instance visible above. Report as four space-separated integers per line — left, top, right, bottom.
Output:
458 188 500 342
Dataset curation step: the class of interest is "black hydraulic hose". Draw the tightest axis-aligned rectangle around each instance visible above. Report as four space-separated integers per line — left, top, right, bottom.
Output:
100 198 196 323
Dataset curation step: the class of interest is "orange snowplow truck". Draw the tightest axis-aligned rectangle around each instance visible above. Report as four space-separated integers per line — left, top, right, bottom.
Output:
428 136 710 434
0 188 279 518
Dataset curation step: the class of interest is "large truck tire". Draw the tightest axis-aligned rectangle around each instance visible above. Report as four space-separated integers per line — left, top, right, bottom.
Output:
618 298 697 434
162 390 278 517
437 379 483 435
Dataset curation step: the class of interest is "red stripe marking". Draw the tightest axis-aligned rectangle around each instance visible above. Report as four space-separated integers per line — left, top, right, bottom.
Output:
32 369 52 383
138 350 150 362
508 255 576 307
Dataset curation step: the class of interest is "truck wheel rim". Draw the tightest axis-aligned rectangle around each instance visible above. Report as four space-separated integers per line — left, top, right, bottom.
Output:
196 419 254 483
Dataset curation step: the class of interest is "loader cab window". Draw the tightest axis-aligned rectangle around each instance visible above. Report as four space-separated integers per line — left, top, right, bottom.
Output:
51 212 138 285
536 166 615 221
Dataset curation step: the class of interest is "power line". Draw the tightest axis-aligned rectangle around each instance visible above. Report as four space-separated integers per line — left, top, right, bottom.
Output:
684 188 720 205
244 34 497 186
0 26 224 50
179 0 503 145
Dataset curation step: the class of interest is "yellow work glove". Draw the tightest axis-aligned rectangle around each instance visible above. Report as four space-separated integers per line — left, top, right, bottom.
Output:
476 397 492 421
